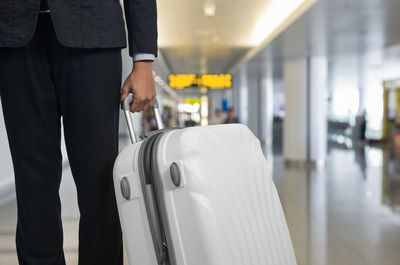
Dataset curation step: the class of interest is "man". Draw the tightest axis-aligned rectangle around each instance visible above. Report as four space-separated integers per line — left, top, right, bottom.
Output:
184 113 197 127
224 108 239 124
0 0 157 264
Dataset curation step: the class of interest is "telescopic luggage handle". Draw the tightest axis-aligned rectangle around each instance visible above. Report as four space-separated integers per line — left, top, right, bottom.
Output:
122 93 164 144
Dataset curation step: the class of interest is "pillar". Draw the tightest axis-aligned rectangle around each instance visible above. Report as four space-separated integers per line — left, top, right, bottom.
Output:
238 65 249 125
259 60 274 157
283 56 327 163
247 62 259 134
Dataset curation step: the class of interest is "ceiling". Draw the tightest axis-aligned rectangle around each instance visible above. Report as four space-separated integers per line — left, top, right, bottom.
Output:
157 0 400 75
157 0 315 74
239 0 400 69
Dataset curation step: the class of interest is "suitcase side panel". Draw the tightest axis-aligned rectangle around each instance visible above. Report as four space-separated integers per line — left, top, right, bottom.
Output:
113 143 158 265
156 124 297 265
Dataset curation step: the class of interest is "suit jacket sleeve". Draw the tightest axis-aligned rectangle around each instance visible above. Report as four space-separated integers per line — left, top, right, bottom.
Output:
123 0 158 57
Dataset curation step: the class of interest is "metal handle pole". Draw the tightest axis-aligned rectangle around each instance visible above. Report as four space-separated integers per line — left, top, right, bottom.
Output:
152 98 164 130
123 94 138 144
122 94 164 144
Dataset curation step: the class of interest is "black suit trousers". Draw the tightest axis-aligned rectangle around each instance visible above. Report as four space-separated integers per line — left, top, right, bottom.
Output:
0 14 123 265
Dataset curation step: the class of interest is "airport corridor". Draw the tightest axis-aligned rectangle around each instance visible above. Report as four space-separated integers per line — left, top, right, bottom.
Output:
2 0 400 264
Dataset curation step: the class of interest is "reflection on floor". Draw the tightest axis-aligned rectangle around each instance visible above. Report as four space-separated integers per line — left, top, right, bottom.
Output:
273 145 400 265
1 143 400 265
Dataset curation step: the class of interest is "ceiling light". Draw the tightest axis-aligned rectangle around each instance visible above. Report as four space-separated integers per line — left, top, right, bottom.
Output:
204 1 216 17
251 0 316 45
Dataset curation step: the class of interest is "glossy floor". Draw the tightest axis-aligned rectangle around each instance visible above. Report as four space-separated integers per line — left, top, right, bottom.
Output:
0 143 399 265
273 145 400 265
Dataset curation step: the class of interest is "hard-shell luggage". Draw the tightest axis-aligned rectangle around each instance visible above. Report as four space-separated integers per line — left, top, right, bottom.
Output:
113 95 297 265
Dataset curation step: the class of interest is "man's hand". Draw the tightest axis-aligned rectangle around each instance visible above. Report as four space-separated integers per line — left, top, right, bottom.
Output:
121 61 156 112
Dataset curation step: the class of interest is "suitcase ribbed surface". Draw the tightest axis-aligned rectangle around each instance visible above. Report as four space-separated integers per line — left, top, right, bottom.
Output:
155 124 297 265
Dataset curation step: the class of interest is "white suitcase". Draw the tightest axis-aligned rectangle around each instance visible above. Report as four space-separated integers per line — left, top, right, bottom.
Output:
113 95 297 265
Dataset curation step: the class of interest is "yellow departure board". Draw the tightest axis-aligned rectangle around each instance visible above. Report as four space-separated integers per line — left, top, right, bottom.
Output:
184 99 201 105
169 74 232 89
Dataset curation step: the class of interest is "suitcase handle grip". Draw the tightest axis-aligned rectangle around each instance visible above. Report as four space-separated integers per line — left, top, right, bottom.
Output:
122 93 164 144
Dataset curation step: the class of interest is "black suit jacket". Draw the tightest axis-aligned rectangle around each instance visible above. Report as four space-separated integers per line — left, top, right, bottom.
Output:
0 0 157 56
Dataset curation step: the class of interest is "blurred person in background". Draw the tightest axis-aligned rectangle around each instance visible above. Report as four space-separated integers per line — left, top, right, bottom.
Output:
185 113 198 127
0 0 157 264
391 113 400 159
224 108 239 124
360 110 367 145
142 108 158 134
162 106 173 127
209 109 225 125
355 110 368 146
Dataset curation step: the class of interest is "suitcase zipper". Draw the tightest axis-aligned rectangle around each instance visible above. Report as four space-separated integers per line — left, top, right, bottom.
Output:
138 129 177 265
161 242 168 265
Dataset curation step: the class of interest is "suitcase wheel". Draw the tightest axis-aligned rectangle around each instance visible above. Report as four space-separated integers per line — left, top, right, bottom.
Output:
170 162 181 187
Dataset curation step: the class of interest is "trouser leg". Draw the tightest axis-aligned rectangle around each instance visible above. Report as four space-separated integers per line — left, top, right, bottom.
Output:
0 15 65 265
49 29 123 265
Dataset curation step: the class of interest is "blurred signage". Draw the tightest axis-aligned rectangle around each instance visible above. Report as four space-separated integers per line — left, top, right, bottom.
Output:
184 99 201 105
169 74 232 89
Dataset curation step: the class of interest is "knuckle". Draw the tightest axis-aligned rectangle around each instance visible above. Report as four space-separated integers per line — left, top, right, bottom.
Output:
136 96 145 103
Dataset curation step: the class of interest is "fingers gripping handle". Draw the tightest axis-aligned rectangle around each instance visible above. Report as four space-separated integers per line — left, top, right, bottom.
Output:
122 94 164 144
